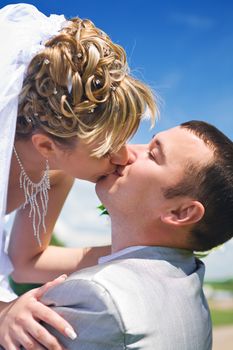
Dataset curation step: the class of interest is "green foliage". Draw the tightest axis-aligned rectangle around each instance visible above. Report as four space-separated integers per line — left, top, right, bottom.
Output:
50 234 65 247
9 277 41 296
195 245 227 259
205 279 233 292
97 204 109 216
194 251 210 258
210 309 233 327
9 234 65 296
205 279 233 327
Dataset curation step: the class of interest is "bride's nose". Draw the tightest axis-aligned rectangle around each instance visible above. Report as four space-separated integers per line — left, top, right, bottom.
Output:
110 145 136 165
126 144 147 159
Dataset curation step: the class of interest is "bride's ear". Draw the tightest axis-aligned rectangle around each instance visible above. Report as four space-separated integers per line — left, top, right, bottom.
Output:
31 133 57 159
160 200 205 227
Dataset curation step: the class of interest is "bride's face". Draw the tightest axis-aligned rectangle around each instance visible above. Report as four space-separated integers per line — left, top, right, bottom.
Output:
51 138 131 183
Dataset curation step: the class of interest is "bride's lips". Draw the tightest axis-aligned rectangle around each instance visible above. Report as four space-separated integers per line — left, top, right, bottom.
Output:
97 167 124 182
114 166 124 176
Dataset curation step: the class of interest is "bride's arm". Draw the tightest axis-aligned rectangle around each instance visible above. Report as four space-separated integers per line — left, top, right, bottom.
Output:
11 245 110 283
8 171 110 283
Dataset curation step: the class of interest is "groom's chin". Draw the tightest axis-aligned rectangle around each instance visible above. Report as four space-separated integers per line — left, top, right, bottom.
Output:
95 173 121 204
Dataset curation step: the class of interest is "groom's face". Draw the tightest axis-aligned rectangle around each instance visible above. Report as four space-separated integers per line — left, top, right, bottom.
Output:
96 126 214 218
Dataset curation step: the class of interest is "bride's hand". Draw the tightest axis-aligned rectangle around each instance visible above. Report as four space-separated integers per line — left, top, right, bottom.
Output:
0 275 77 350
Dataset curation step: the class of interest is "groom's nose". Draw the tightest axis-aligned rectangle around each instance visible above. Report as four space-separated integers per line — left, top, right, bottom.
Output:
110 145 136 165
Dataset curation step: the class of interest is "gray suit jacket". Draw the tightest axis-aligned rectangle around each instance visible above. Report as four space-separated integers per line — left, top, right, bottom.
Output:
42 246 212 349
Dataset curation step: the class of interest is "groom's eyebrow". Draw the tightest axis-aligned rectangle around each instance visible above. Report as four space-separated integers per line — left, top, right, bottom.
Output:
155 139 166 161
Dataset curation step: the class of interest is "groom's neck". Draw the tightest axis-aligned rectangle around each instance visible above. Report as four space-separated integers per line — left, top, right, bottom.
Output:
110 217 148 253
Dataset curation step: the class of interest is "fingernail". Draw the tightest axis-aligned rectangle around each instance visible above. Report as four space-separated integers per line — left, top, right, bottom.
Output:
65 327 77 340
57 274 67 281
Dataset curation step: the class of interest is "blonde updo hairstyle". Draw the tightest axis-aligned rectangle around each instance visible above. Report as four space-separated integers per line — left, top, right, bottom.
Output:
16 17 157 157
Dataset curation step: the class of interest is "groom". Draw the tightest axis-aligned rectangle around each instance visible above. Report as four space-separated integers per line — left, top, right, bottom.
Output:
42 120 233 349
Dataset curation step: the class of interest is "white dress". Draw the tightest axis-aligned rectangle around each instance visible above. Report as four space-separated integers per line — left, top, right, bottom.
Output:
0 3 66 302
0 220 17 302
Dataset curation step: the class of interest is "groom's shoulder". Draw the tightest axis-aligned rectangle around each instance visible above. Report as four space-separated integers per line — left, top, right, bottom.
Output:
70 260 115 281
41 262 127 349
41 259 125 307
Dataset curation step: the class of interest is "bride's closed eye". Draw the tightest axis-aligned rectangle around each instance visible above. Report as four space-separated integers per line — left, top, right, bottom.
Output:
102 152 111 159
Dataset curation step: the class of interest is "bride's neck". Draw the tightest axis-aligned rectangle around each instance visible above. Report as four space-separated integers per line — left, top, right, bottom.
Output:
13 139 47 180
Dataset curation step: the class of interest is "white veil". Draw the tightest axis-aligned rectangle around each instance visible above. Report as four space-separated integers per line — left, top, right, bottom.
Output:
0 3 66 301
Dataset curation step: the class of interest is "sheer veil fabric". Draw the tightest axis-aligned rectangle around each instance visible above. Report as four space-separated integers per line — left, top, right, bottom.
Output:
0 3 66 301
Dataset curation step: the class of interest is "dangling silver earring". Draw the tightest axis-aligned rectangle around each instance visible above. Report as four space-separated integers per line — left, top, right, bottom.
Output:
13 146 50 246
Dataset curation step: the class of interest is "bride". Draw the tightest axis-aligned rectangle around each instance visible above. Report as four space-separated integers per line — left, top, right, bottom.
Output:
0 3 156 349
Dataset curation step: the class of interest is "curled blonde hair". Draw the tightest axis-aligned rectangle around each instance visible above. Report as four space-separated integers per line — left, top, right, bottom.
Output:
17 17 157 156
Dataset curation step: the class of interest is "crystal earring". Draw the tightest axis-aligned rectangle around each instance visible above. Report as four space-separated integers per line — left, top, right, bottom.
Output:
13 146 50 246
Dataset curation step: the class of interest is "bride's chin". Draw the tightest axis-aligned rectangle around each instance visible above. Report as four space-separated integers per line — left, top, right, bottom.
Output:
98 172 120 183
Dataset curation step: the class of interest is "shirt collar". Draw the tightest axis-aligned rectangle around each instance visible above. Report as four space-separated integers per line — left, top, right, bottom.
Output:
98 246 146 264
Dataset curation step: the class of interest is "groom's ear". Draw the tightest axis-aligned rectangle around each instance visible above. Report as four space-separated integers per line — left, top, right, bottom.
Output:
160 200 205 227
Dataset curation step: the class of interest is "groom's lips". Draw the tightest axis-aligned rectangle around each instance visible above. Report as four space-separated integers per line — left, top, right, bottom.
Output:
115 165 126 177
97 170 118 181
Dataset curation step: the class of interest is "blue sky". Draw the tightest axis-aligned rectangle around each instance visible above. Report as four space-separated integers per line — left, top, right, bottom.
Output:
2 1 233 280
1 0 233 142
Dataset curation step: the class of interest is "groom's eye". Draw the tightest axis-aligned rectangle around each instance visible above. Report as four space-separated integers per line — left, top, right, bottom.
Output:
148 151 156 161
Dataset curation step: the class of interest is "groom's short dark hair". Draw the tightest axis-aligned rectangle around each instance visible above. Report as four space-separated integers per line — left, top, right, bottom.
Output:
163 120 233 251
